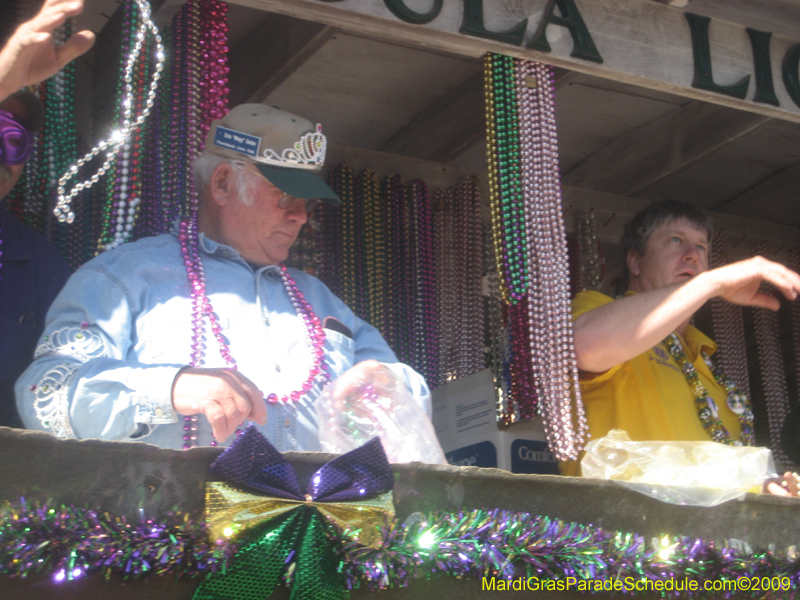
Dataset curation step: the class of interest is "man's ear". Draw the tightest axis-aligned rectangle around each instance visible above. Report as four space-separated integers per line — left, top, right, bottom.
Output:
209 162 235 206
627 250 641 278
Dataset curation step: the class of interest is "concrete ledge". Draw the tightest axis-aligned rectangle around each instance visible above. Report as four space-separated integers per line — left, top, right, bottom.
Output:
2 427 799 599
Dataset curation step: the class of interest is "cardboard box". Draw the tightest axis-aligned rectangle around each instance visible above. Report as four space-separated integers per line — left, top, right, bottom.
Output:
432 369 559 474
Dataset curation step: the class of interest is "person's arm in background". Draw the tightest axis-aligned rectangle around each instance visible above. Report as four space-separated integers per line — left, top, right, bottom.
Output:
0 0 95 101
574 256 800 373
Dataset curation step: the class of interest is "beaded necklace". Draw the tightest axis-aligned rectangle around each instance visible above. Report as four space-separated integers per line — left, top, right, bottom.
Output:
484 52 587 458
178 216 329 449
663 332 755 446
361 169 385 333
750 241 793 466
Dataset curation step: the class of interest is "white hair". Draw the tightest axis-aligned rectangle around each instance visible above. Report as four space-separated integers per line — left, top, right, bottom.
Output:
192 152 258 206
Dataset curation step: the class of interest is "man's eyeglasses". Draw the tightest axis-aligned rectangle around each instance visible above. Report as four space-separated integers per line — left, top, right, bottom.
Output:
238 162 319 212
278 194 318 213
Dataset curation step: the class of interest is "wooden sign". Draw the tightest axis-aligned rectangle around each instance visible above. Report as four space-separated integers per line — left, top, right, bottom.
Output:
230 0 800 123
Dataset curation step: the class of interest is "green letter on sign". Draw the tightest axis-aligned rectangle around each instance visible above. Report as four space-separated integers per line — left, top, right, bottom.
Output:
747 28 779 106
384 0 442 25
460 0 528 46
528 0 602 63
783 43 800 109
686 13 750 99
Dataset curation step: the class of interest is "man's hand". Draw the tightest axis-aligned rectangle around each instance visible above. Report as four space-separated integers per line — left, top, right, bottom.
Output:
705 256 800 311
328 360 395 402
172 367 267 442
0 0 96 100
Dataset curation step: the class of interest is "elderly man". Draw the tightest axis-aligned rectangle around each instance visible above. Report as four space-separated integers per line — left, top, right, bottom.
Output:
564 200 800 491
16 104 430 450
0 90 71 428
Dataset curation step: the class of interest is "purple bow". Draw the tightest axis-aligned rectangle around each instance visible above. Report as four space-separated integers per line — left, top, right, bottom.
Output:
209 424 394 502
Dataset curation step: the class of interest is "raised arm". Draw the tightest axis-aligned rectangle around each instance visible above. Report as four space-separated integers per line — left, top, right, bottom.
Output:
0 0 95 101
574 256 800 373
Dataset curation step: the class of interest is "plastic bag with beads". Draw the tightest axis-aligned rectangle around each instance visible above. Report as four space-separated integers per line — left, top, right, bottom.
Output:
316 363 447 464
580 429 775 506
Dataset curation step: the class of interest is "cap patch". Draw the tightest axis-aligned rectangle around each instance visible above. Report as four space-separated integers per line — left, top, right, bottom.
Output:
214 126 260 158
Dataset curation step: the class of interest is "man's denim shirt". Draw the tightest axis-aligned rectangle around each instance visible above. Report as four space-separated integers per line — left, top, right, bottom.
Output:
15 230 431 451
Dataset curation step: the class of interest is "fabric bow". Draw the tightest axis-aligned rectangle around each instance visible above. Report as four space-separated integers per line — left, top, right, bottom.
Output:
194 425 394 600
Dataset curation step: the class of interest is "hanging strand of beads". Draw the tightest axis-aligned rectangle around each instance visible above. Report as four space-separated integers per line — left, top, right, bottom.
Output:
709 231 751 400
516 57 586 460
317 164 347 297
409 179 438 384
484 220 514 422
434 188 455 386
453 178 485 380
334 164 356 306
96 0 146 252
485 54 526 304
362 169 385 334
484 53 536 422
790 246 800 407
54 0 164 229
751 241 794 469
383 173 409 361
351 170 368 318
576 209 601 292
183 0 202 216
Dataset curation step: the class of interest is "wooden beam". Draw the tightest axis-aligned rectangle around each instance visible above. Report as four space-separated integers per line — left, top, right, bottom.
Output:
378 72 484 162
227 13 336 107
226 0 800 124
562 101 770 195
712 162 800 225
377 68 581 163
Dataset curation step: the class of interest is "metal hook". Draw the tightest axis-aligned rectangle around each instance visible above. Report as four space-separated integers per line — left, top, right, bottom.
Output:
603 212 616 226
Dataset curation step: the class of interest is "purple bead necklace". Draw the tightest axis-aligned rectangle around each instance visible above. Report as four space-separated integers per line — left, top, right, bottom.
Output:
178 216 330 449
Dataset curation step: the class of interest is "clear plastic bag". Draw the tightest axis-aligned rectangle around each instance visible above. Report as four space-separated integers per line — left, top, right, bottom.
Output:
580 430 775 506
316 363 447 464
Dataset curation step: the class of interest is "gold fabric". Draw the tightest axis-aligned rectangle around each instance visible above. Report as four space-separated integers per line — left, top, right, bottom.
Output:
205 482 394 548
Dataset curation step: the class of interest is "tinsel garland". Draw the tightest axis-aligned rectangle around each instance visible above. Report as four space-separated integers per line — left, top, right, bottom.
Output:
3 501 800 598
0 501 230 581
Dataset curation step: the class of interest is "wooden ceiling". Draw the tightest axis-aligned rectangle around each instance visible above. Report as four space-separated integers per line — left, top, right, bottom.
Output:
73 0 800 249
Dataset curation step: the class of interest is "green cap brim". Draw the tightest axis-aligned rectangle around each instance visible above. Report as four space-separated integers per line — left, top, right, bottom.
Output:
255 164 341 206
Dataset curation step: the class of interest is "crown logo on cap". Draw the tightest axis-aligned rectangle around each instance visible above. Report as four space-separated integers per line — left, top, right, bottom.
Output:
256 124 326 171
